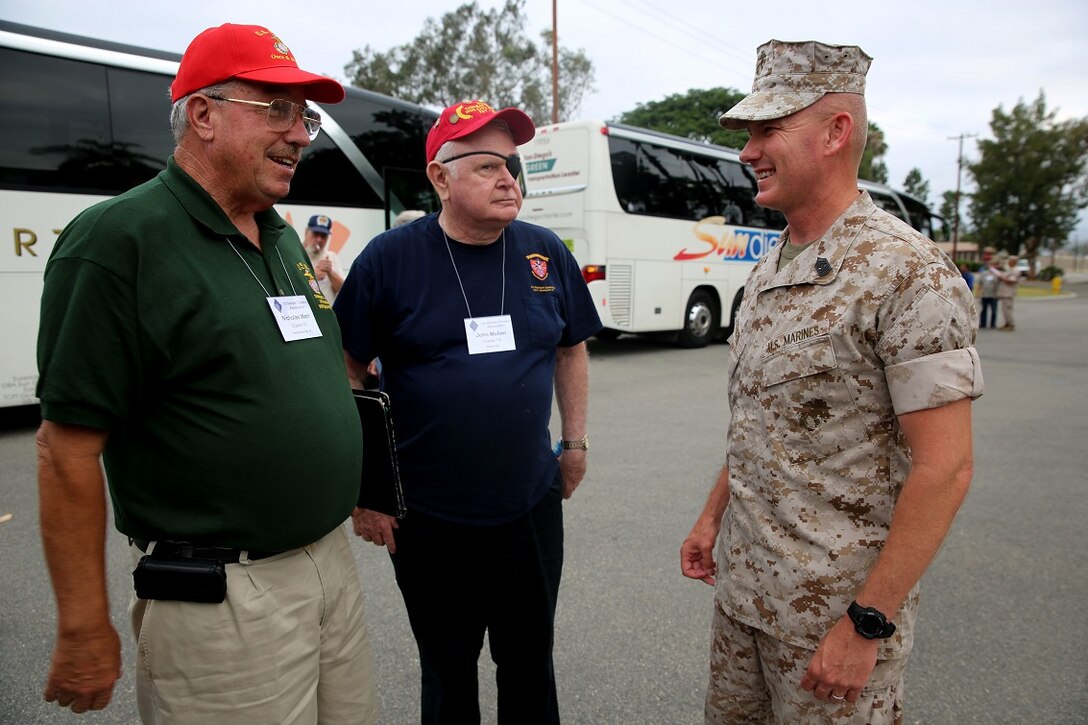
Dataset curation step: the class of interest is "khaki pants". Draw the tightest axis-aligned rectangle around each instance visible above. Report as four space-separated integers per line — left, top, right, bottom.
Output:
1000 297 1015 327
705 605 906 724
129 525 377 725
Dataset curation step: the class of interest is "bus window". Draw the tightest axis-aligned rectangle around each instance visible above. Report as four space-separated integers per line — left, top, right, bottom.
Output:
898 195 935 238
718 159 786 230
609 138 641 212
286 131 373 207
314 93 434 211
105 67 172 190
637 143 712 221
608 135 785 229
383 166 440 224
0 48 112 192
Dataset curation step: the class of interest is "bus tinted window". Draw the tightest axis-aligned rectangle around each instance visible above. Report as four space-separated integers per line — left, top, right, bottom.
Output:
718 159 786 230
384 166 441 217
308 92 436 211
105 67 172 190
608 136 784 229
899 195 935 238
0 49 177 194
0 48 112 191
285 132 372 207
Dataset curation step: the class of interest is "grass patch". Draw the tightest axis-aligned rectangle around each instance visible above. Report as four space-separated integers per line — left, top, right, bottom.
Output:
1018 282 1061 297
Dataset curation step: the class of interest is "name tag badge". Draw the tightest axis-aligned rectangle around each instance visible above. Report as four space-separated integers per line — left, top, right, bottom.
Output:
266 295 322 342
464 315 516 355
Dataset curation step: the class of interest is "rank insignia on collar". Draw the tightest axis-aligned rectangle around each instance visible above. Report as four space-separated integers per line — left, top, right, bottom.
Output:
815 257 832 277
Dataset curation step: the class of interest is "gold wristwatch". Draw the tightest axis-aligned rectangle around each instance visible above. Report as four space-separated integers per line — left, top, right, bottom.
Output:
560 435 589 451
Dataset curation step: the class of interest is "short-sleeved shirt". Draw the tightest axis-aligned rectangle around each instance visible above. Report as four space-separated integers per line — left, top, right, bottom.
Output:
720 192 983 659
995 266 1019 298
334 214 601 524
36 158 362 552
307 247 343 303
978 268 1000 297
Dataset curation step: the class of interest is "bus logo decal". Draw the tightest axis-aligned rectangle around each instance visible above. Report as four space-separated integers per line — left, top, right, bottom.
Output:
526 159 557 174
673 217 781 263
527 253 550 281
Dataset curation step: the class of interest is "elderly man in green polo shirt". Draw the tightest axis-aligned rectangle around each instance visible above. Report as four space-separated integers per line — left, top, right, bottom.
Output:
35 24 377 723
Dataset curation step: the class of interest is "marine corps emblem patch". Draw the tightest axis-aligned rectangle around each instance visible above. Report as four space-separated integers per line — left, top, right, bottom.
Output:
527 253 549 281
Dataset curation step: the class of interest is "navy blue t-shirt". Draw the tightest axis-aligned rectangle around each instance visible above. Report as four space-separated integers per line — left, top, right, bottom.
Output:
334 214 601 524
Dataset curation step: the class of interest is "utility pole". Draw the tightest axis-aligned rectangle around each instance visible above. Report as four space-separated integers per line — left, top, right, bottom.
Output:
948 132 977 261
551 0 559 124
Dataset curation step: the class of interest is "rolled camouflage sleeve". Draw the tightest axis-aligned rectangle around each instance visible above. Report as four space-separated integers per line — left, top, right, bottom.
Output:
878 267 984 415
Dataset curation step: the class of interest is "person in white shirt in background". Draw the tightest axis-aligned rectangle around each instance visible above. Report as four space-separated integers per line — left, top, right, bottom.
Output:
304 214 344 303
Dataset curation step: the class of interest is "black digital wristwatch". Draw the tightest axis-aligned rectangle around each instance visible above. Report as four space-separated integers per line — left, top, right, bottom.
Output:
847 601 897 640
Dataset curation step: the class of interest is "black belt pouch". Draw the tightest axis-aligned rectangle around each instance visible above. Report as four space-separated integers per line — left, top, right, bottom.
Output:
133 555 227 603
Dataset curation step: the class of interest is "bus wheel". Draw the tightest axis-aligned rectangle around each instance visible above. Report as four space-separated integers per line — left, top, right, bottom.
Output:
678 290 718 348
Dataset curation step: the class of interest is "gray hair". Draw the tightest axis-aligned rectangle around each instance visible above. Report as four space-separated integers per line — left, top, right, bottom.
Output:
169 80 239 144
392 209 426 227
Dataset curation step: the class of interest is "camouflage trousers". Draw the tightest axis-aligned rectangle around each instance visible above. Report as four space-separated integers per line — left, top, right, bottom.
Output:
705 604 906 724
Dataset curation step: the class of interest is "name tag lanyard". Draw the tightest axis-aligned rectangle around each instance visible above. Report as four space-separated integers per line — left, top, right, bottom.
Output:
227 237 322 341
443 229 516 354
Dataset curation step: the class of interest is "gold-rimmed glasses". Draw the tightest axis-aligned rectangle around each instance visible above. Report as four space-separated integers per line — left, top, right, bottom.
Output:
206 96 322 140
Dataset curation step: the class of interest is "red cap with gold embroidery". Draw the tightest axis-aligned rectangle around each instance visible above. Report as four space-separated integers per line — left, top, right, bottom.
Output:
170 24 344 104
426 100 535 163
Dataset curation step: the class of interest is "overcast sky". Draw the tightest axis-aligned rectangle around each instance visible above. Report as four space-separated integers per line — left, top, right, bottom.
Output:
3 0 1086 238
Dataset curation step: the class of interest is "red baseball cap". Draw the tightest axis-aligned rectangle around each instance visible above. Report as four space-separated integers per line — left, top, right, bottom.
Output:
170 24 345 104
426 100 535 163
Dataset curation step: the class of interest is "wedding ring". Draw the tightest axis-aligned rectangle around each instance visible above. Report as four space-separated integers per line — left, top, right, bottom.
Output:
831 693 846 701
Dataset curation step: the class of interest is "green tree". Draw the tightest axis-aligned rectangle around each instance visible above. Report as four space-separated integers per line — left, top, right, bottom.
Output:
903 168 930 202
343 0 594 123
968 91 1088 259
613 87 749 149
859 122 888 183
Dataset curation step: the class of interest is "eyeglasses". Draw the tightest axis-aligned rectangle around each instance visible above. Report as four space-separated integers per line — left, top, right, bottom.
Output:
205 96 322 140
438 151 523 180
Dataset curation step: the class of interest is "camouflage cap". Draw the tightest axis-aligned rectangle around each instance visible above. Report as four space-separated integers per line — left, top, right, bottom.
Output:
719 39 872 129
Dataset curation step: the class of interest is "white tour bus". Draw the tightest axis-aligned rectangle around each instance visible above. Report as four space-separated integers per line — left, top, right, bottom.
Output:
0 21 440 408
518 120 941 347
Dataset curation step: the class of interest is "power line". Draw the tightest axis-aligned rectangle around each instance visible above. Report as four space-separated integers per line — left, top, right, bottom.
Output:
623 0 754 67
577 0 751 81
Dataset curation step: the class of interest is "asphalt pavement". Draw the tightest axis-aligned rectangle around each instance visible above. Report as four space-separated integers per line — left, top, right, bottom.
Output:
1 284 1086 724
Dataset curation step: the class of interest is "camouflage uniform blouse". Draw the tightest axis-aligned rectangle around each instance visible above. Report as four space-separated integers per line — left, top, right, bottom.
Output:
719 191 983 659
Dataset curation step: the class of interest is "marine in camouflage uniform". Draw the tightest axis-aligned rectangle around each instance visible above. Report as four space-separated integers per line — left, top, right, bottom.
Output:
682 40 983 724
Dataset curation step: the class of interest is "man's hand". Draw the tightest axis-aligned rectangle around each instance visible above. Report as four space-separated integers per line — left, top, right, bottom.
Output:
37 420 117 714
680 520 719 585
558 449 586 499
314 258 333 280
351 507 399 553
681 464 731 586
44 624 122 713
800 616 880 703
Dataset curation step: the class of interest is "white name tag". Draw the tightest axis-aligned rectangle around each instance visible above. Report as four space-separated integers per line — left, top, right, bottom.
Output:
464 315 516 355
266 295 322 342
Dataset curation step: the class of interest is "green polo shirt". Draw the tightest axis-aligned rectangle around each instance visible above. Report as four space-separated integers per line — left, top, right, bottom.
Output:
37 158 362 551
